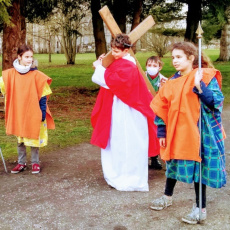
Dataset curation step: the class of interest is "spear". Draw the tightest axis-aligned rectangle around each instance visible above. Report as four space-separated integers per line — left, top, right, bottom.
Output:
0 148 8 173
196 21 204 223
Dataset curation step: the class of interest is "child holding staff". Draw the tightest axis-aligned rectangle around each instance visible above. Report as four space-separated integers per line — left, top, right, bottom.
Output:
150 42 226 224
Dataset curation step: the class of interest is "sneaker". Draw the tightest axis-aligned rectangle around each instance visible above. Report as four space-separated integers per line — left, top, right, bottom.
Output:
150 195 173 210
32 164 40 174
149 156 162 170
11 164 27 174
182 204 207 224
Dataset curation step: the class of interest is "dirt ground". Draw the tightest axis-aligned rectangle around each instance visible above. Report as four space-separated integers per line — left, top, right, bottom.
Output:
0 91 229 230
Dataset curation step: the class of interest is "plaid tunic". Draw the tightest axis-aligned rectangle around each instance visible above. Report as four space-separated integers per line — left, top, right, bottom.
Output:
156 76 226 188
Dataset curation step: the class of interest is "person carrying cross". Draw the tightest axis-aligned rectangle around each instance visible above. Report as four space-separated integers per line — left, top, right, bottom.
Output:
90 33 160 191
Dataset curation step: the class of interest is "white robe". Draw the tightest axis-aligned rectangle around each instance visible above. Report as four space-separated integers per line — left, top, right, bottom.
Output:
92 54 149 191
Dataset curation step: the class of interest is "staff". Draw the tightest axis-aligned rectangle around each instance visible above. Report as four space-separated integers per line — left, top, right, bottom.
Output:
196 21 204 223
0 148 8 173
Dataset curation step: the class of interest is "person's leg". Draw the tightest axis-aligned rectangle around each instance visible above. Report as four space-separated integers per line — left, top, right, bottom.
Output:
11 142 27 173
164 177 177 196
18 142 27 165
150 178 177 210
31 147 39 164
182 182 207 224
31 147 40 174
149 156 162 170
194 182 206 209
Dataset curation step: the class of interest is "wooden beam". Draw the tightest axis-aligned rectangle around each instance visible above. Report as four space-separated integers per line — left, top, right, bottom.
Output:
99 5 156 96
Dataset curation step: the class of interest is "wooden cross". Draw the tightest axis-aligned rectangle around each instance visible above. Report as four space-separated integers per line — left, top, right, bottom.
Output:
99 6 156 96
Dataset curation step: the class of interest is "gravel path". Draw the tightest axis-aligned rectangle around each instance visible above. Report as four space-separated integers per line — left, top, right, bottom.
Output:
0 106 229 230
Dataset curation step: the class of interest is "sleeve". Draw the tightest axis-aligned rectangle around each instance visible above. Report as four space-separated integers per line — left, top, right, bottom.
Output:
39 96 47 121
92 65 109 89
193 78 224 113
154 115 166 138
0 77 5 95
42 83 52 97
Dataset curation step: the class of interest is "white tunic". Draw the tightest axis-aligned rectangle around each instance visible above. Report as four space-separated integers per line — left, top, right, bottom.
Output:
92 54 149 191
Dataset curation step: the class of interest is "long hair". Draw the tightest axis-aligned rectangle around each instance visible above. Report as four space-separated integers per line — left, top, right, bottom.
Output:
171 42 214 68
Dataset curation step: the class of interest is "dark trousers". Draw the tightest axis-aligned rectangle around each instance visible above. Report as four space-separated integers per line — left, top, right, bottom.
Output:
164 177 206 208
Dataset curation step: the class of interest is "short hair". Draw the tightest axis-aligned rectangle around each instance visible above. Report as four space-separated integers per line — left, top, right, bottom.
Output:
17 44 33 57
111 33 132 50
146 56 163 67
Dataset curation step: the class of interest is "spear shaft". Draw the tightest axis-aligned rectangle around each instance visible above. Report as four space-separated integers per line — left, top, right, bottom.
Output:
196 21 204 223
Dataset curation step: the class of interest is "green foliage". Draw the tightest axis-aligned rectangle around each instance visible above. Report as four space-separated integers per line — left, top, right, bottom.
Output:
25 0 57 22
202 0 230 44
0 0 11 30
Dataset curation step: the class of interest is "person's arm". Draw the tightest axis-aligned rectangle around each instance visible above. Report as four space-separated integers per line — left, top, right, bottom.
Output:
155 115 166 148
194 71 224 112
92 54 109 89
39 96 47 121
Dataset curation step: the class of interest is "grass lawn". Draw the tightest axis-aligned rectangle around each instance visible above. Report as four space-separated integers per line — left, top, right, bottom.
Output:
0 50 229 160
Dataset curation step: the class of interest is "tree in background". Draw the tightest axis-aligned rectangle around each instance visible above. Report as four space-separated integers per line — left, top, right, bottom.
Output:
2 0 57 70
0 0 11 27
218 5 230 61
90 0 107 58
49 0 90 64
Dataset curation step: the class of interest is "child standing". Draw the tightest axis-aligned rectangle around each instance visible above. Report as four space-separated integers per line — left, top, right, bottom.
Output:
91 33 160 191
149 42 226 224
146 56 167 170
0 44 55 174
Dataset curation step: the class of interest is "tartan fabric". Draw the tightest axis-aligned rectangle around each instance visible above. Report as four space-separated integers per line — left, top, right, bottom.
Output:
165 77 227 188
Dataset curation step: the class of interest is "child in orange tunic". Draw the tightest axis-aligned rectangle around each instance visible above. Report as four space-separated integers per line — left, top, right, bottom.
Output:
0 44 55 174
149 42 226 224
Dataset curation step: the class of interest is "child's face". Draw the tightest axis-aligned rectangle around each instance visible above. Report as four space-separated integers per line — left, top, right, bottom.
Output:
111 47 129 60
146 60 161 76
146 60 162 71
18 50 33 66
172 49 194 74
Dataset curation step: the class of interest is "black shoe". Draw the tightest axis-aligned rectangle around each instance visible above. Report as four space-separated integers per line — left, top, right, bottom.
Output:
149 156 162 170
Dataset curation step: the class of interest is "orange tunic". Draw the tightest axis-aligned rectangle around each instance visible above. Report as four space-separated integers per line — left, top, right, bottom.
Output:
2 68 55 139
150 68 222 162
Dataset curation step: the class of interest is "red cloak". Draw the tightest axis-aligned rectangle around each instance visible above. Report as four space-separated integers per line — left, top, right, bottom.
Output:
91 58 160 157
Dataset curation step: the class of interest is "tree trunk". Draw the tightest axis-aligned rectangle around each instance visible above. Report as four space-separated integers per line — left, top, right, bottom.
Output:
218 6 230 61
48 39 52 63
184 0 202 43
90 0 107 58
2 0 26 70
113 0 127 33
131 0 143 53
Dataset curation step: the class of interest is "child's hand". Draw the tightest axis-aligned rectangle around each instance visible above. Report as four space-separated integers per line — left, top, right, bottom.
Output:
159 138 166 148
98 53 105 61
92 53 105 69
194 70 203 93
93 60 102 68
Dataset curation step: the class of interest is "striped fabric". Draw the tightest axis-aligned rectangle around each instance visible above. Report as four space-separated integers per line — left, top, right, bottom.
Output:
164 77 226 188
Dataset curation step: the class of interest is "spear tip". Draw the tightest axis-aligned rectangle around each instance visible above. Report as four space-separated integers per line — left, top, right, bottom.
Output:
196 21 203 38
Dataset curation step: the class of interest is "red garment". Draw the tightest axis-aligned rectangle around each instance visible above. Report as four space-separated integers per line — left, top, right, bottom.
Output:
91 58 160 157
2 68 55 139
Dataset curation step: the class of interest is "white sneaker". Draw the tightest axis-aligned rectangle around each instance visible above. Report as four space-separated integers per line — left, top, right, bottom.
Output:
182 204 207 224
150 195 173 211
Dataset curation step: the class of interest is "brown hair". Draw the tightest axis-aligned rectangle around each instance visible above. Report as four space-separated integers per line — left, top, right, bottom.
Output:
111 33 132 51
17 44 33 57
171 42 214 68
146 56 163 67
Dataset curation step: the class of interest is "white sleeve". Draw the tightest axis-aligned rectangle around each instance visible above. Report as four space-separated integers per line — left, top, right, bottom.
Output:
92 65 109 89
